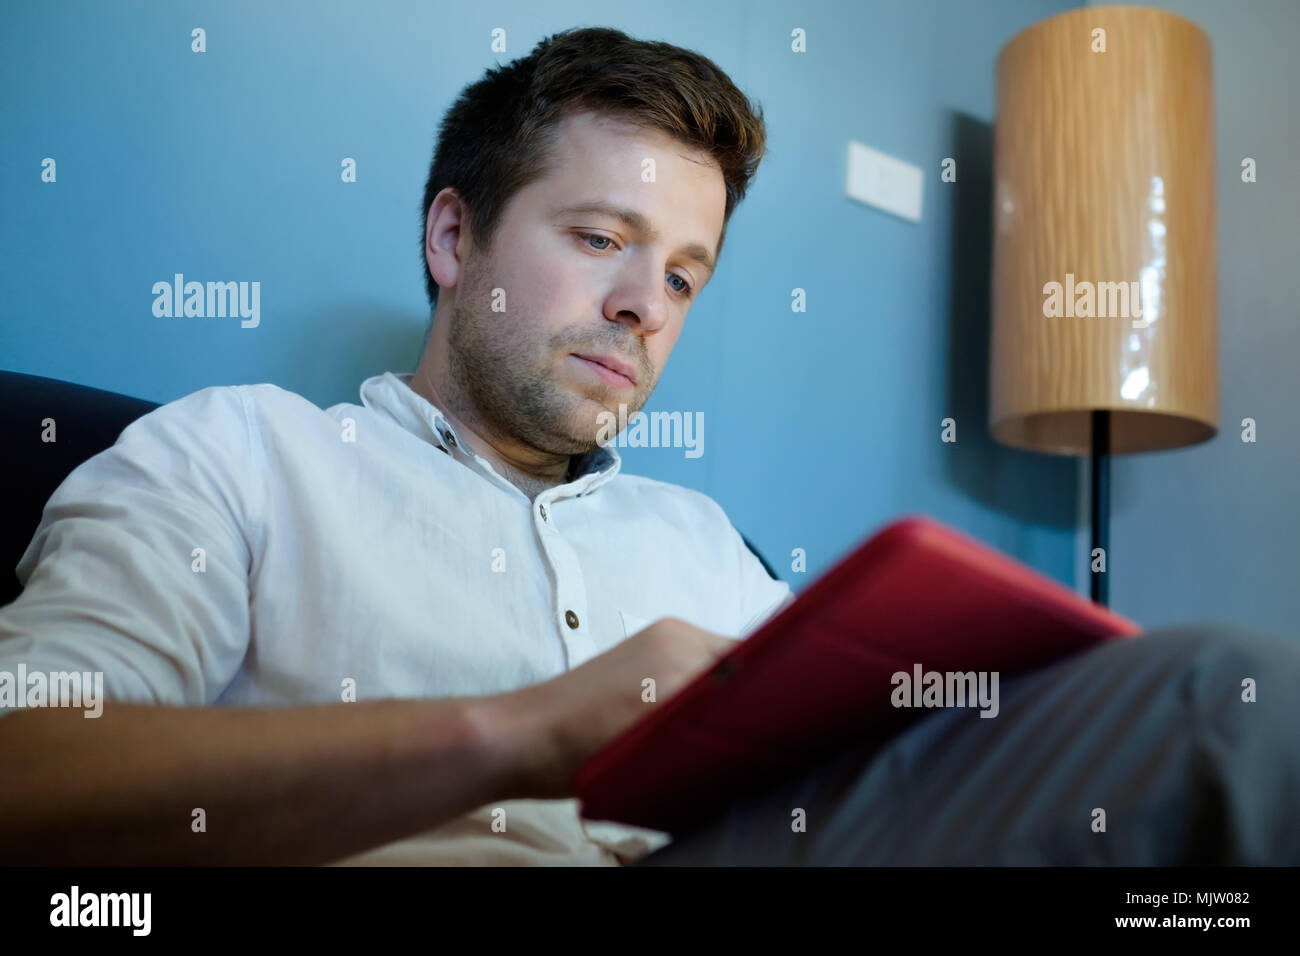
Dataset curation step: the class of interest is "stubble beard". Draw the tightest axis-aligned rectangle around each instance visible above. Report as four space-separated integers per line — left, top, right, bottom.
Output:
446 264 650 457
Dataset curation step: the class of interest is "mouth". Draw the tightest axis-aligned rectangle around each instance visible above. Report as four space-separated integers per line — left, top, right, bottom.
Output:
572 353 637 389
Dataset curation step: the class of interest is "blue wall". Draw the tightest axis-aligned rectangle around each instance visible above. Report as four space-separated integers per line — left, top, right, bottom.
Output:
1 1 1082 598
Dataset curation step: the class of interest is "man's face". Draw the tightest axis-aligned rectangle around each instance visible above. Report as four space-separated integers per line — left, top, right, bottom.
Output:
445 110 727 456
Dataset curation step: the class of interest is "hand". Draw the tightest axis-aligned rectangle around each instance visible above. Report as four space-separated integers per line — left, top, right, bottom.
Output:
488 617 737 799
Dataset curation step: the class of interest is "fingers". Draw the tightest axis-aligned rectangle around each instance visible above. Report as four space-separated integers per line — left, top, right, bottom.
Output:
702 632 739 657
649 617 737 658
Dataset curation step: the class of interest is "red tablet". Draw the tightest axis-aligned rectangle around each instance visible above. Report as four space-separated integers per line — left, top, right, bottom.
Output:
573 514 1142 833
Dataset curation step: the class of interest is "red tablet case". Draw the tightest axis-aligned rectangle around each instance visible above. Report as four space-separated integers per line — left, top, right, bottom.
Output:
573 514 1143 833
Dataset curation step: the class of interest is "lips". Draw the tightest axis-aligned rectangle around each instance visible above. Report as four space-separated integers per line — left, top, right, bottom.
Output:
573 352 638 386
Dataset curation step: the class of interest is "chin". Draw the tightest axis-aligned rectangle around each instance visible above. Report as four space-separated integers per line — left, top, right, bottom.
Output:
560 402 614 449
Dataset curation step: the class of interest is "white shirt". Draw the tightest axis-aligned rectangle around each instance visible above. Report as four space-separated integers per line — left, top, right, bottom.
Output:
0 371 794 865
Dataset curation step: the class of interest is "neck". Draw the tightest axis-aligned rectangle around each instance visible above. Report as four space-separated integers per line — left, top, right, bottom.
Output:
408 353 573 499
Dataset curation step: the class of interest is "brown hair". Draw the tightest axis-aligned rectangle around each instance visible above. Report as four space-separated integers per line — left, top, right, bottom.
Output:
420 26 767 309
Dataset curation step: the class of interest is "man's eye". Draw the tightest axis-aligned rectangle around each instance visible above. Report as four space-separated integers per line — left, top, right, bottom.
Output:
578 232 692 298
667 273 693 297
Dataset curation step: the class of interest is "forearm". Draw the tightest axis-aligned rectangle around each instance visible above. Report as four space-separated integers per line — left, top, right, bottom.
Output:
0 693 546 866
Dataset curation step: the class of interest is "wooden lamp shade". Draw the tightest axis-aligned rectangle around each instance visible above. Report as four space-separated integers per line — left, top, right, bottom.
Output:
989 5 1219 456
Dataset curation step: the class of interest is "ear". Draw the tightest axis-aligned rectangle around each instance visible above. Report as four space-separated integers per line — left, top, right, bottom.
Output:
425 187 468 291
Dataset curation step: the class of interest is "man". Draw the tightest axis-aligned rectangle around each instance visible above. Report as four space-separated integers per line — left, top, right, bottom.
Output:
0 26 791 865
4 26 1298 868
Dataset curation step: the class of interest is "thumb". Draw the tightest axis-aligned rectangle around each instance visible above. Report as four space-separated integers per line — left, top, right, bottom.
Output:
701 631 740 659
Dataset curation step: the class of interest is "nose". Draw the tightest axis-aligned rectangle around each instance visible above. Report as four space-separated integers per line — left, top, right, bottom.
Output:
602 253 670 334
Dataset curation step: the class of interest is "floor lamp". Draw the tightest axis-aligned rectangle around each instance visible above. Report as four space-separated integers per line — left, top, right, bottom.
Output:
988 6 1220 608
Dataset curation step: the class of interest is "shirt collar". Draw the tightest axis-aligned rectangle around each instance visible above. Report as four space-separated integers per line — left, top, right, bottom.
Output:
358 371 622 493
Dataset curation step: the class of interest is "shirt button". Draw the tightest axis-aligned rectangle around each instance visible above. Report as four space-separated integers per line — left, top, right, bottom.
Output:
565 610 579 629
445 432 457 447
539 505 548 520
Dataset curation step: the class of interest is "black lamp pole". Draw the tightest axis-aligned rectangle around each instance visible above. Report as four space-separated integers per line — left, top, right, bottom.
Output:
1090 409 1110 607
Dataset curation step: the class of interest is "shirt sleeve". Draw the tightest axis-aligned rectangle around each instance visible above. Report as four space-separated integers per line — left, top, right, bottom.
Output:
0 386 261 719
728 524 795 639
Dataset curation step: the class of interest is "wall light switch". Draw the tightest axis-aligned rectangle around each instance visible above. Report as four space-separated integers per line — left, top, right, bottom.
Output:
845 140 923 223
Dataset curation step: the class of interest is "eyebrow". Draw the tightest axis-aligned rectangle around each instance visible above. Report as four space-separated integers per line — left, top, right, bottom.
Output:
550 200 717 277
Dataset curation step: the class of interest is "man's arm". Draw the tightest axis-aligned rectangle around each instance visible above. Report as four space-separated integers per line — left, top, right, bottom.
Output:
0 617 735 866
0 696 530 866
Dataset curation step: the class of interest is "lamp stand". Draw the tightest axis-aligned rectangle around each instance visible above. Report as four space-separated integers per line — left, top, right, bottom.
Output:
1090 410 1110 607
